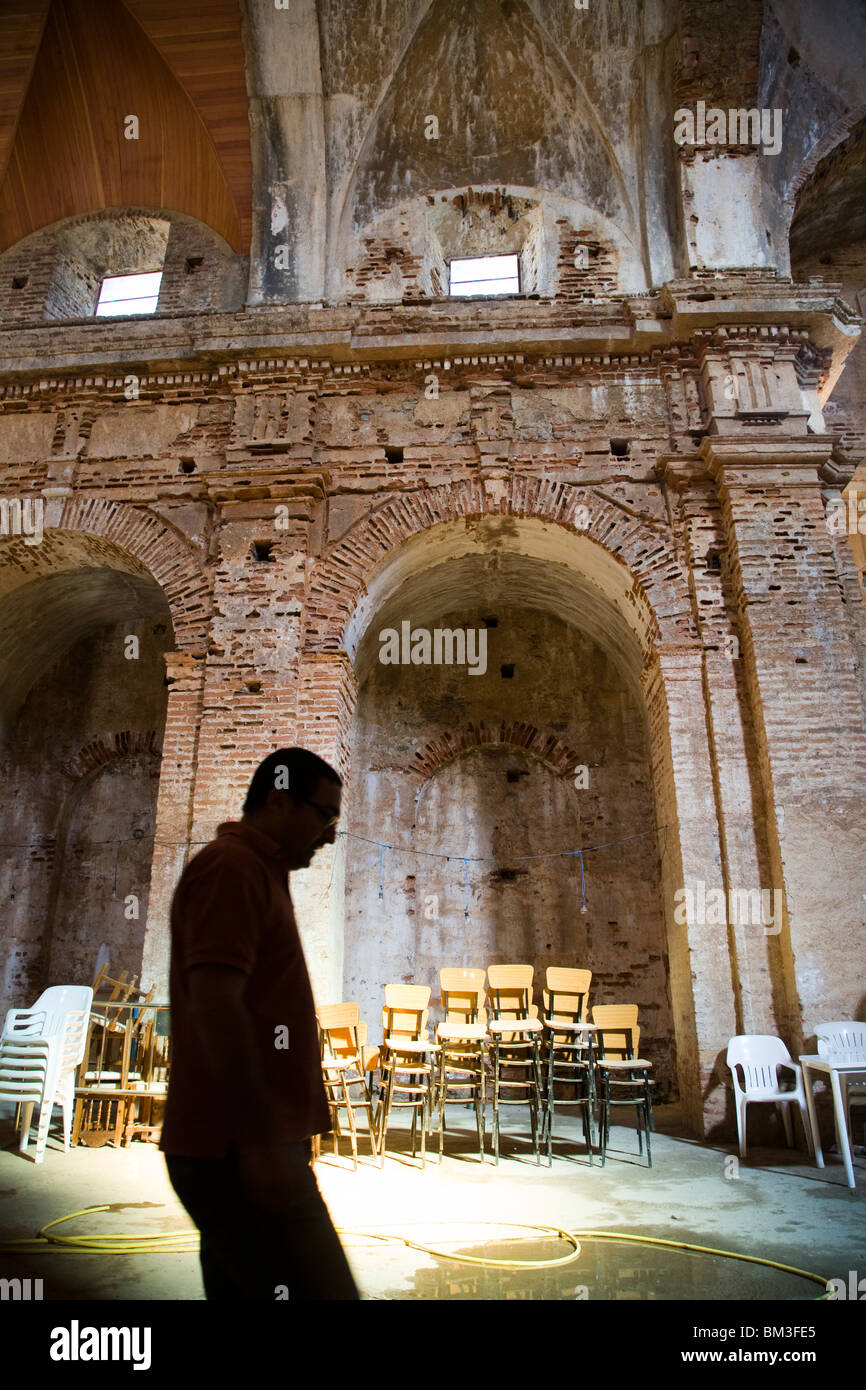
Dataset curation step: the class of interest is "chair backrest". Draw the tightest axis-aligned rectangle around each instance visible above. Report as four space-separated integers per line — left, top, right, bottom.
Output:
383 984 431 1040
318 1003 361 1060
726 1035 794 1095
815 1021 866 1056
544 967 592 1023
487 964 534 1019
3 988 93 1067
592 1004 640 1059
440 968 487 1025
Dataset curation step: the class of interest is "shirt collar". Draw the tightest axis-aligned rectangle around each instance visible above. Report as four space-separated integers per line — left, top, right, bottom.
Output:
216 820 285 863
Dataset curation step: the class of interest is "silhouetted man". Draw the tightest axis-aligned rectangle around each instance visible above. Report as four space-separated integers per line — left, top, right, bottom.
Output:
161 747 359 1300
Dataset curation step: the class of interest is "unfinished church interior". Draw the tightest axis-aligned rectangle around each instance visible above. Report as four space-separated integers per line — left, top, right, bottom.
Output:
0 0 865 1178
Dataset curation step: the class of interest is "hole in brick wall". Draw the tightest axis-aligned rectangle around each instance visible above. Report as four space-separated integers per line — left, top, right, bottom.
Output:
385 447 404 463
609 439 630 457
483 615 499 627
251 540 275 563
500 663 515 678
11 274 28 290
706 550 721 572
179 458 196 474
794 658 807 665
498 868 518 882
506 770 522 783
185 256 204 274
245 679 262 692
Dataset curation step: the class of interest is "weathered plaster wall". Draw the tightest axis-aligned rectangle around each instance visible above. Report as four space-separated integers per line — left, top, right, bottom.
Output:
344 603 675 1096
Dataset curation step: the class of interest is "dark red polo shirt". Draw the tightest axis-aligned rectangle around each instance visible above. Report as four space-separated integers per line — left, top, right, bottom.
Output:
160 820 331 1157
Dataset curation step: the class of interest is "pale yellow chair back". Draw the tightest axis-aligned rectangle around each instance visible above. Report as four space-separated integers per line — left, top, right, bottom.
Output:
318 1002 361 1061
382 983 431 1040
592 1004 640 1058
440 968 487 1026
544 968 592 1040
487 964 534 1020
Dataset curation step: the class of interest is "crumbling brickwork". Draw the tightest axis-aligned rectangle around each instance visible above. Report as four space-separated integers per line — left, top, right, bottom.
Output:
0 0 864 1142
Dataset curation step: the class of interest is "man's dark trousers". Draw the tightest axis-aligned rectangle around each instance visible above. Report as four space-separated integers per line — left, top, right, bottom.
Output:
166 1140 359 1300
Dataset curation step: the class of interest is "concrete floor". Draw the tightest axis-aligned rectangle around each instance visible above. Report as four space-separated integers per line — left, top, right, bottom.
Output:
1 1104 863 1301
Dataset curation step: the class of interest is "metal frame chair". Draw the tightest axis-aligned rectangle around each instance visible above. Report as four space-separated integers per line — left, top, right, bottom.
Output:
436 968 488 1162
377 984 435 1165
487 965 543 1165
542 967 594 1165
317 1003 378 1169
593 1004 654 1168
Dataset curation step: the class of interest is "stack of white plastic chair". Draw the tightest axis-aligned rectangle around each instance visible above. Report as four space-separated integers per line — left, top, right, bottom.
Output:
815 1021 866 1135
0 986 93 1163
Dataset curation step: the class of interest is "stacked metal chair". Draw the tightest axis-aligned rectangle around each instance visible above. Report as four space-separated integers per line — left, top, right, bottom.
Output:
436 967 488 1162
317 1002 379 1169
487 965 543 1165
542 967 594 1165
377 983 436 1165
592 1004 654 1167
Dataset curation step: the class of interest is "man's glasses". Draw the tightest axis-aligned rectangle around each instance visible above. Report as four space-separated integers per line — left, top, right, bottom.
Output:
299 797 340 831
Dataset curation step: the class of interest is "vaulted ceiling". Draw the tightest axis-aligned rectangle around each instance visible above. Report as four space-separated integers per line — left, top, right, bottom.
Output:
0 0 252 254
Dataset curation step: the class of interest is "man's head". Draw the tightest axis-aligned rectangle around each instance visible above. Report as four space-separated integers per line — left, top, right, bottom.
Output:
242 748 342 870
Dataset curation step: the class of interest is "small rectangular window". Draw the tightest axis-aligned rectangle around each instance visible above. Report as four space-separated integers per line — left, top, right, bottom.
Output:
449 254 519 297
95 271 163 317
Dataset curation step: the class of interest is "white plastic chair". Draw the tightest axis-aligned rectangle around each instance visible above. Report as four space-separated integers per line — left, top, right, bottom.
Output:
0 986 93 1162
815 1021 866 1134
726 1035 814 1159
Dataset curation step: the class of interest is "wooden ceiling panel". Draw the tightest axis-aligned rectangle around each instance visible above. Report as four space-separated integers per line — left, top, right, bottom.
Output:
0 1 51 186
120 0 252 246
0 0 247 254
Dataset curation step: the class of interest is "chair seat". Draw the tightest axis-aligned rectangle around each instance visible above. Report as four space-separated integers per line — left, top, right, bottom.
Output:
489 1018 542 1034
321 1054 357 1071
384 1038 438 1055
437 1022 488 1041
597 1058 653 1071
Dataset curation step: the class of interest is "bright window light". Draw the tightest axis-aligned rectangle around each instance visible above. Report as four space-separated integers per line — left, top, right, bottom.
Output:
95 271 163 317
449 254 519 297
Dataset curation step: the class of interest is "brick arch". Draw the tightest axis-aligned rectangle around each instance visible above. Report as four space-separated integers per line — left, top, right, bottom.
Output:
304 478 690 654
409 722 582 783
56 496 211 650
59 730 162 784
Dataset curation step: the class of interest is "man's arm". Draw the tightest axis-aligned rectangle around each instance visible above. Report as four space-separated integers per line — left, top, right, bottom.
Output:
186 963 304 1203
186 963 281 1143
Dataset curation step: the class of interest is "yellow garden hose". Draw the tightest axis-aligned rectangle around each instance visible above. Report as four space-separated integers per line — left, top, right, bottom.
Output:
0 1207 834 1295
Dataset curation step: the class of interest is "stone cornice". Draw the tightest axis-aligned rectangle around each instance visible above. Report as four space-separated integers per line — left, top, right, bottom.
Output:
700 435 838 483
0 278 856 391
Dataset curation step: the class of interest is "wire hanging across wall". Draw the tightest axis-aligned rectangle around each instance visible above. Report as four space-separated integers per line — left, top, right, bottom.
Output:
339 823 669 922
